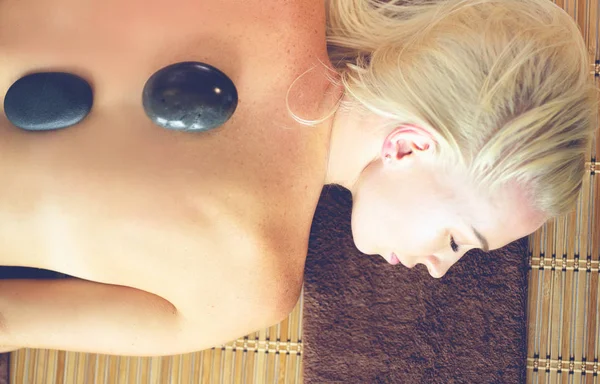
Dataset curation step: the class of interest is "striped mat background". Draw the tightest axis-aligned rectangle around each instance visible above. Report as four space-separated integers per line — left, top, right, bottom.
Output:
6 0 600 382
527 0 600 382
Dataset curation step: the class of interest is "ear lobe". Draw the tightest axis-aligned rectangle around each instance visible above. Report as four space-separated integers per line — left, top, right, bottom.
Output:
413 139 431 152
415 142 430 151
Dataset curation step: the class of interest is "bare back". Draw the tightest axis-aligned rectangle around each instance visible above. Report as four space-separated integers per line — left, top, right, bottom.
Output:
0 0 332 319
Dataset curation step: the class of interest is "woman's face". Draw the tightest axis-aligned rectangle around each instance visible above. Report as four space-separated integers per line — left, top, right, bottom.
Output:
350 138 546 278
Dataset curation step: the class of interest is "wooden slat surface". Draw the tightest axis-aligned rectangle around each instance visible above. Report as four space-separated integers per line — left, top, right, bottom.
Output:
527 1 600 382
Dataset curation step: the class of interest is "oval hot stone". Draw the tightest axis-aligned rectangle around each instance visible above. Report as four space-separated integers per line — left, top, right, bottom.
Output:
142 62 238 132
4 72 93 131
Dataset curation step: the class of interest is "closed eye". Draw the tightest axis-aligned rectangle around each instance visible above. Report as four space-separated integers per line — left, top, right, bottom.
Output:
450 236 460 253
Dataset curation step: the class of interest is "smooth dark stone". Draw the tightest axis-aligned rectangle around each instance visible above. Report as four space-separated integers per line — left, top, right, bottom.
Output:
142 62 238 132
4 72 93 131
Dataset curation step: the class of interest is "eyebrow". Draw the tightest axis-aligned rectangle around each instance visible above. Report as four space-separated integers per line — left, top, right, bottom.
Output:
471 226 490 252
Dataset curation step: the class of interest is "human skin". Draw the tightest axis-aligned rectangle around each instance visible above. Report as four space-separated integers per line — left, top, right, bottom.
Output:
0 0 545 355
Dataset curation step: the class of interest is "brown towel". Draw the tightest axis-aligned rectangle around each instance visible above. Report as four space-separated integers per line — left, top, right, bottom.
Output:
303 186 528 383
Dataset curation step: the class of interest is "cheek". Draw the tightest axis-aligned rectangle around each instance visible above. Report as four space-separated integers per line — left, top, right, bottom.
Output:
350 186 391 253
350 163 459 255
350 169 400 252
351 178 443 254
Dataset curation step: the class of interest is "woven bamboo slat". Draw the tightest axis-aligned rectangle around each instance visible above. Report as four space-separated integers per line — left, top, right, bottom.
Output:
527 1 600 382
6 0 599 383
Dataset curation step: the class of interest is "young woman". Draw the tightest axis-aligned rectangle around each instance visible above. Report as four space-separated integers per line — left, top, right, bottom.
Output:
0 0 596 356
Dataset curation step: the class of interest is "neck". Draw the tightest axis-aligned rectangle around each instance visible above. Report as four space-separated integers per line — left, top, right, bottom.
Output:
323 98 383 191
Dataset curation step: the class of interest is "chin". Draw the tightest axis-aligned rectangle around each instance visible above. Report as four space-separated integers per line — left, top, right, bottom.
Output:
351 232 372 255
350 216 376 255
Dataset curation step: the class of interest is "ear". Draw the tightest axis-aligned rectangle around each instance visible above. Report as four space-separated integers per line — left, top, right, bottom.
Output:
381 124 436 165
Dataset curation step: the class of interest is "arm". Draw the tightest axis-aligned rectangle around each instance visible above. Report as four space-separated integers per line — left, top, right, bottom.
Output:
0 278 188 356
0 275 292 357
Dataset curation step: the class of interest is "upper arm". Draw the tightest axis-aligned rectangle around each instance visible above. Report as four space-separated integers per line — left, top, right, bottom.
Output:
0 275 295 357
0 278 189 356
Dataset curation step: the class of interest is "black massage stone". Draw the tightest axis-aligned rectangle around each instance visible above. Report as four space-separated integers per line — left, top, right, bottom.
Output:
142 62 238 132
4 72 93 131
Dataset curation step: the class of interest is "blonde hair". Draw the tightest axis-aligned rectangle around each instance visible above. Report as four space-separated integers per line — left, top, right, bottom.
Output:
326 0 599 216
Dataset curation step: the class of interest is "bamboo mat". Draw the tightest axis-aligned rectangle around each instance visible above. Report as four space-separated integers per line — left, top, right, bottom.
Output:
527 0 600 382
6 0 600 383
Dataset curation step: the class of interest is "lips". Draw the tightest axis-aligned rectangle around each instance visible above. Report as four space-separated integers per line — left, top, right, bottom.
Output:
389 252 400 265
392 253 416 269
387 253 417 268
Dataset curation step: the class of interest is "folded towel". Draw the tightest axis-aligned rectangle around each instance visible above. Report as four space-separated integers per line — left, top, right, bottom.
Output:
303 186 528 383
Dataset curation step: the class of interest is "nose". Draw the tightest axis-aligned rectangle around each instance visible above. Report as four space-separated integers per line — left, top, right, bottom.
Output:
421 255 452 279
